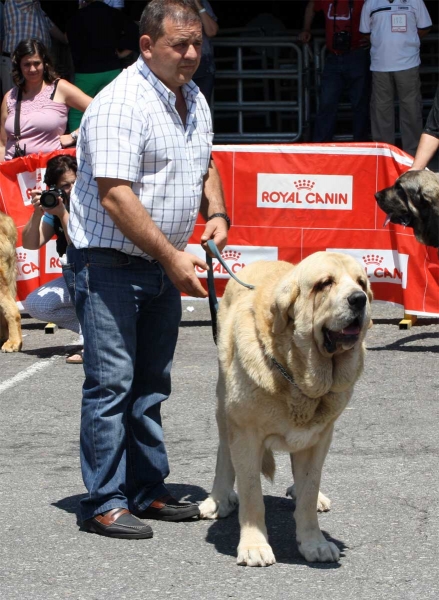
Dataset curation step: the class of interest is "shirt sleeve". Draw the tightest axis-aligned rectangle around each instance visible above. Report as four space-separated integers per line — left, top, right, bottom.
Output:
84 100 148 182
415 0 432 29
424 85 439 139
42 212 55 227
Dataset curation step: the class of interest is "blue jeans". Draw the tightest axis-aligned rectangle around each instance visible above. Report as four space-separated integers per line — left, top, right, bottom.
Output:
65 246 182 521
313 48 371 142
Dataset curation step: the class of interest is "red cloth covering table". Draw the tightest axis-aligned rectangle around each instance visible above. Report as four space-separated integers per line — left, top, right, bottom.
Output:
1 144 438 316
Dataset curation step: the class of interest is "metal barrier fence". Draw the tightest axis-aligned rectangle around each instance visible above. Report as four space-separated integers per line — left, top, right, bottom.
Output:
211 37 305 143
212 31 439 144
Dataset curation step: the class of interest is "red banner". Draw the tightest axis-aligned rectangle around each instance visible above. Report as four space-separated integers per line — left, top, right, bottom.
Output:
1 144 438 316
0 149 76 304
188 143 439 316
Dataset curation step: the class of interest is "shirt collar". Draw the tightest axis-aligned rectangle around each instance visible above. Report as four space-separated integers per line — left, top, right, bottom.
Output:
14 0 37 10
136 56 199 107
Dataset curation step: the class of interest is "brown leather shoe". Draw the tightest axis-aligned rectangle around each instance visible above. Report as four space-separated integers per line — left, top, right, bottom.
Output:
85 508 153 539
135 495 200 522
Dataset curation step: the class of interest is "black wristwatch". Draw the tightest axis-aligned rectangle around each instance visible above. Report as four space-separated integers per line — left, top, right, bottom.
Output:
207 212 231 229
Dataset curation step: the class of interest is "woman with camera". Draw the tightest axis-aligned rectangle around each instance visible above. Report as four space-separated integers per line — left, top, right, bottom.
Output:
0 38 92 162
22 154 83 364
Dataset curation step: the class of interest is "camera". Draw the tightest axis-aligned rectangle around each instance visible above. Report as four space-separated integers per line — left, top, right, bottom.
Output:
40 186 67 209
332 30 351 52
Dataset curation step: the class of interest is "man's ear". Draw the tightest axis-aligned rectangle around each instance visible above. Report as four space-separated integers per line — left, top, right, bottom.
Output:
139 35 153 58
270 281 299 334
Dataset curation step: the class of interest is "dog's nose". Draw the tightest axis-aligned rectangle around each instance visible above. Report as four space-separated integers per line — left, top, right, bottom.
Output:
347 291 367 309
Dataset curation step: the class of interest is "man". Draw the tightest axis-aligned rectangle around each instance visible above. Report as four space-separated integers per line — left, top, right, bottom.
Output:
360 0 432 157
410 84 439 170
67 0 229 539
299 0 370 142
1 0 67 96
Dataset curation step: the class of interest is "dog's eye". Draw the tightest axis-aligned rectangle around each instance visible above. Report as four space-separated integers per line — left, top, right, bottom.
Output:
315 278 333 292
357 278 368 291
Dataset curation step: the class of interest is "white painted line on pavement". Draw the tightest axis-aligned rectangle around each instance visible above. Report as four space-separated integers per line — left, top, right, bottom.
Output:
0 355 60 395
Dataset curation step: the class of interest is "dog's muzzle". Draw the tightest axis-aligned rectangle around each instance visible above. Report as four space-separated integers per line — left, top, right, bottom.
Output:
323 292 367 353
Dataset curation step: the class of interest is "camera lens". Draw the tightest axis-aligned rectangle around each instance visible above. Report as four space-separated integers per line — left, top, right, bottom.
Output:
40 190 59 209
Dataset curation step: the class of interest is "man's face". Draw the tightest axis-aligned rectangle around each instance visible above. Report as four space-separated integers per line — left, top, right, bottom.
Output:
140 16 202 93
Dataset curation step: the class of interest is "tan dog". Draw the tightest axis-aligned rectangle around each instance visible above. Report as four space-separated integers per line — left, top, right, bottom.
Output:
375 170 439 249
199 252 372 567
0 211 22 352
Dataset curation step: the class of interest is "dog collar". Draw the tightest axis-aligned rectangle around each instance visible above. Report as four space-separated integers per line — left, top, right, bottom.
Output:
270 356 298 388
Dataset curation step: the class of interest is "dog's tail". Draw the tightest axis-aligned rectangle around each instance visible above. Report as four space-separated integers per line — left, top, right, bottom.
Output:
261 449 275 482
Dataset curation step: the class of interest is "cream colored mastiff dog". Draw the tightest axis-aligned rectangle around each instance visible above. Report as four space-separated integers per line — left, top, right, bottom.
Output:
199 252 372 567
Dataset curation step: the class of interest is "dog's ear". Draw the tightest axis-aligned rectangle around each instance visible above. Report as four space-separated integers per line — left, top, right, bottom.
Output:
270 280 299 334
419 183 439 215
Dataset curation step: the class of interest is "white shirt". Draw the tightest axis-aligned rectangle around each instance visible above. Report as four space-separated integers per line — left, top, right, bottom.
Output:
68 56 213 259
359 0 432 71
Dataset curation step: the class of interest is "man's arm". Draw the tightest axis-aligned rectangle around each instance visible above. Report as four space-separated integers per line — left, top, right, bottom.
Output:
298 1 316 43
199 158 228 253
409 84 439 170
97 177 209 298
409 133 439 170
417 27 431 39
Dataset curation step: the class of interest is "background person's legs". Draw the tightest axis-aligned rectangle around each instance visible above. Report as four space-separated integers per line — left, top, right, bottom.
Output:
371 71 396 146
313 54 344 142
394 66 423 158
21 276 80 333
346 49 371 142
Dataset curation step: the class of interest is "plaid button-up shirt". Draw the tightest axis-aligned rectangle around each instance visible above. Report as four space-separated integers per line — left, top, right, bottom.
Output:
68 56 214 259
4 0 53 53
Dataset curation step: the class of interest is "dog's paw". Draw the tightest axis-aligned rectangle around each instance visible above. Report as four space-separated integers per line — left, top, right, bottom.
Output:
199 491 238 519
316 491 331 512
237 544 276 567
299 540 340 563
286 484 331 512
1 340 22 352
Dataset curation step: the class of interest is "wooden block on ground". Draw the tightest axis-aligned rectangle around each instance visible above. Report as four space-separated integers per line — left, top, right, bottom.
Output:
399 314 417 330
45 322 58 334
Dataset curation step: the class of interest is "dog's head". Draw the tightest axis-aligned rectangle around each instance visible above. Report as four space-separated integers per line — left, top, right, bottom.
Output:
375 170 439 248
271 252 372 358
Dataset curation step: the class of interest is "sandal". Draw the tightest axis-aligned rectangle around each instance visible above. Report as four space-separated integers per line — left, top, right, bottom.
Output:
66 349 83 364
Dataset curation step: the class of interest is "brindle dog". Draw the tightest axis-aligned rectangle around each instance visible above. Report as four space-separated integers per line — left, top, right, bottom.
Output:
375 170 439 249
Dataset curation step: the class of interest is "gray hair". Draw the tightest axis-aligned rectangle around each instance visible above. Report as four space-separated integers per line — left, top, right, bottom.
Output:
139 0 200 41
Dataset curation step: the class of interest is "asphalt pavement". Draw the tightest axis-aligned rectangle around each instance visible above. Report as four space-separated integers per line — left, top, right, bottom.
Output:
0 299 438 600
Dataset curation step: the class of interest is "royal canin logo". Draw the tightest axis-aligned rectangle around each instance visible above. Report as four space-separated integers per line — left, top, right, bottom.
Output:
185 244 278 279
45 240 63 273
328 249 409 289
257 174 353 210
15 247 40 280
16 168 46 206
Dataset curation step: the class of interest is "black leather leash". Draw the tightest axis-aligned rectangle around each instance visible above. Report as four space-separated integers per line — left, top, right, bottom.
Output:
206 239 255 344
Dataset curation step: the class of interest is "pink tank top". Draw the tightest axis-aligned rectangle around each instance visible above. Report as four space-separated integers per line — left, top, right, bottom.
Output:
5 81 69 160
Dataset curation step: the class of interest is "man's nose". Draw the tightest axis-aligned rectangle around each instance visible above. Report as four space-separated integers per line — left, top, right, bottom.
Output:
185 44 199 60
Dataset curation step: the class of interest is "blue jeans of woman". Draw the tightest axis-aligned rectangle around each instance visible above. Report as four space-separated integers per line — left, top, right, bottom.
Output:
313 48 371 142
65 246 182 521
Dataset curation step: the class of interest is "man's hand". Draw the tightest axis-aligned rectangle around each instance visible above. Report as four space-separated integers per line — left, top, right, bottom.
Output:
162 250 209 298
200 217 228 255
298 30 312 43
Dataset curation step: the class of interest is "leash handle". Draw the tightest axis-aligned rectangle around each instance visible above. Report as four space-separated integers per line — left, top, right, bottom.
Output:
206 250 218 344
206 240 255 290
